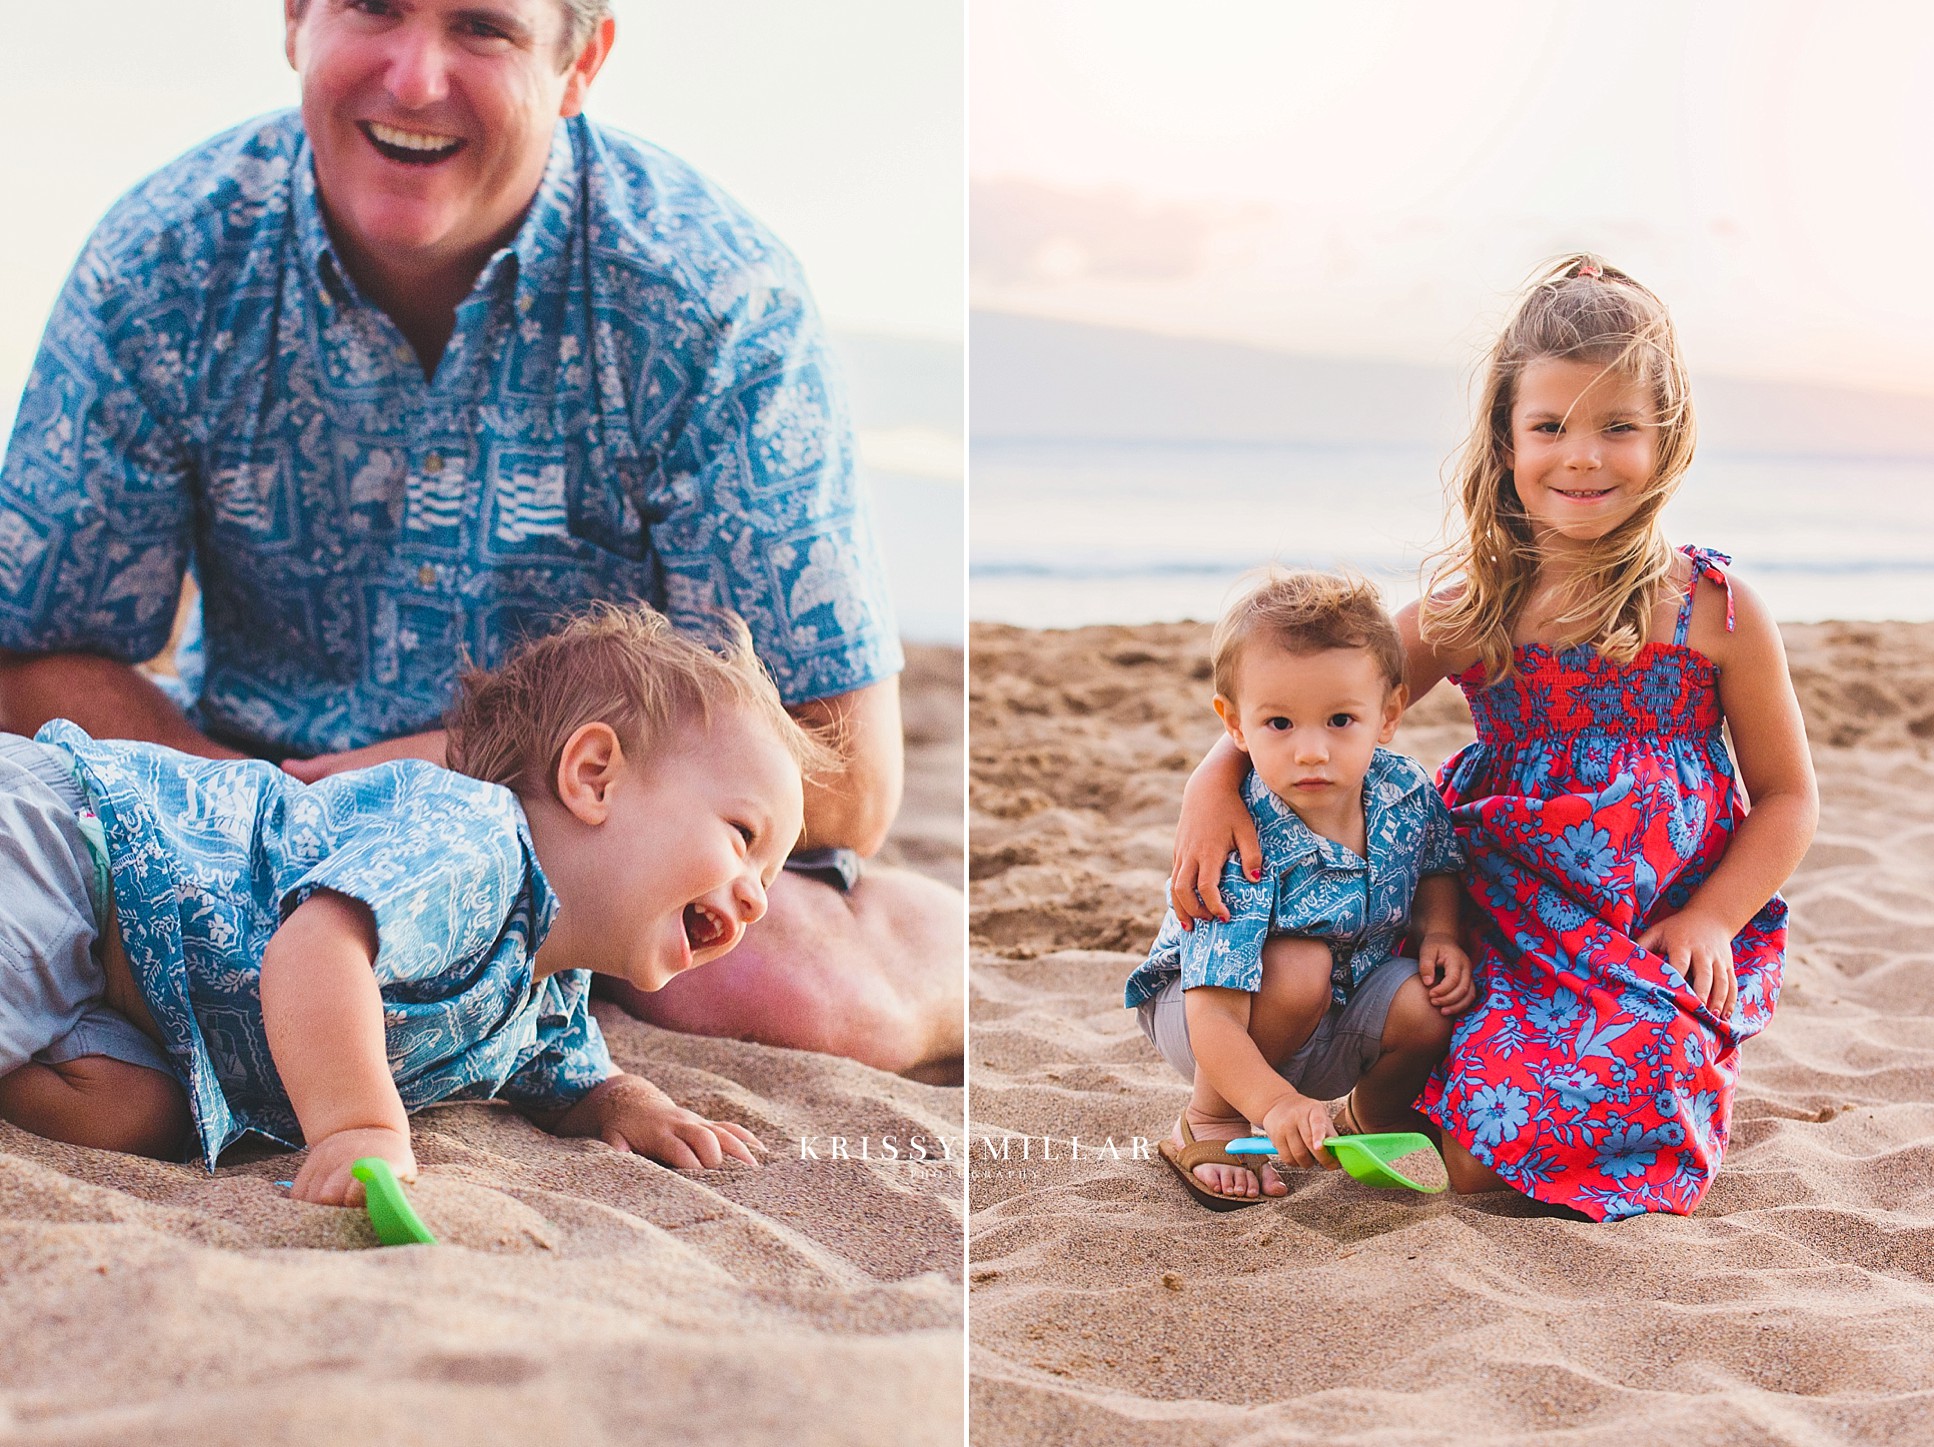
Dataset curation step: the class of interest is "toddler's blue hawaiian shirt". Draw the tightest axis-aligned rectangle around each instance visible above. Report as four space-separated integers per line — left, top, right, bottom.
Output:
1126 749 1465 1009
39 720 610 1170
0 111 900 756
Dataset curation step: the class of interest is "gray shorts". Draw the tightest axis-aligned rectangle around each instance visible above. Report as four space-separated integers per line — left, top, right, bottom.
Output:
1136 953 1418 1101
0 734 173 1079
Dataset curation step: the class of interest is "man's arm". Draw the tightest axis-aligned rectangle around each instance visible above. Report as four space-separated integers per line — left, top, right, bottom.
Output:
0 650 242 757
790 676 904 857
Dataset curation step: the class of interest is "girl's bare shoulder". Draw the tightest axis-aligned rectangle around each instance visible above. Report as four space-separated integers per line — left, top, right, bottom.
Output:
1398 590 1481 692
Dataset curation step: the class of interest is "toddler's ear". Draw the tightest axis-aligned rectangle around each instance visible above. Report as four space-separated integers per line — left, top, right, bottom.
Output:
555 722 626 824
1377 684 1406 744
1212 694 1248 752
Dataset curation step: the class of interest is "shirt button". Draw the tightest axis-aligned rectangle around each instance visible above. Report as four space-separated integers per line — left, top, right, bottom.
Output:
423 453 443 474
417 564 437 587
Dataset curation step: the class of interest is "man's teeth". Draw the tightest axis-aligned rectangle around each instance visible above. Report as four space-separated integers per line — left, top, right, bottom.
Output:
367 122 460 153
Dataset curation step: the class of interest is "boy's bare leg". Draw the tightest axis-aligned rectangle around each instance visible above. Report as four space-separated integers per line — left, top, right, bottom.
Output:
604 867 965 1081
1347 975 1515 1197
1346 974 1454 1134
1179 936 1332 1198
0 1056 190 1159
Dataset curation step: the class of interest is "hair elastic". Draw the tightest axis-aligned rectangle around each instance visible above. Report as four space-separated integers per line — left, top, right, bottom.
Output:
1574 260 1603 280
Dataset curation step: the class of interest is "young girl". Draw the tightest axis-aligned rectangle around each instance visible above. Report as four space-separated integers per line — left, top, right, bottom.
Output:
1168 256 1818 1221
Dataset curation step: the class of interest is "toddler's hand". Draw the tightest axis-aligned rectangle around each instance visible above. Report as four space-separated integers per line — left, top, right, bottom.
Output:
1638 909 1737 1020
1258 1092 1338 1170
1417 932 1477 1016
292 1125 416 1207
576 1073 764 1170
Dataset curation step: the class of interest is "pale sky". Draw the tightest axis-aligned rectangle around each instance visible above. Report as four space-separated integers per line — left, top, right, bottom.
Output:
0 0 963 435
971 0 1934 396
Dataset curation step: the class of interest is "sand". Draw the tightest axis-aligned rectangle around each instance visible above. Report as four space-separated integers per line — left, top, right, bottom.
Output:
0 644 964 1447
968 620 1934 1446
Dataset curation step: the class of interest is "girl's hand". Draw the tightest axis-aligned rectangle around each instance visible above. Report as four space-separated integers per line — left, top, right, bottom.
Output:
1170 766 1262 931
1417 933 1477 1016
1258 1091 1338 1170
557 1073 764 1170
1638 910 1737 1020
292 1125 416 1206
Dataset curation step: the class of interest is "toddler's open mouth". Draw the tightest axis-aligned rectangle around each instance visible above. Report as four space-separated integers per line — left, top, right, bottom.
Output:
682 901 736 953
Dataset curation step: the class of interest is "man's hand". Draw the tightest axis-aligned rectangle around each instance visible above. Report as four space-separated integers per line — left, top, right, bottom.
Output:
550 1073 763 1170
291 1124 416 1206
282 729 448 783
1417 932 1477 1016
1258 1090 1338 1170
1638 909 1738 1020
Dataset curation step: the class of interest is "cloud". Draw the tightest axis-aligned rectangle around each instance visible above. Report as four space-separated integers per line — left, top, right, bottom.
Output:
970 177 1259 286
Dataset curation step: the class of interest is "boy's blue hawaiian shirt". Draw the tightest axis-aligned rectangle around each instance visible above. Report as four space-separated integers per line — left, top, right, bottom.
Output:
1126 748 1465 1009
39 720 611 1170
0 111 901 756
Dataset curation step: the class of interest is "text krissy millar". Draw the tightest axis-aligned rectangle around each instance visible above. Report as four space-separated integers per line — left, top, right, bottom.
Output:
795 1135 1154 1161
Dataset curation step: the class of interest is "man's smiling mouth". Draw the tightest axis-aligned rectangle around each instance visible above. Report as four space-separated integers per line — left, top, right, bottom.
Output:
359 120 465 166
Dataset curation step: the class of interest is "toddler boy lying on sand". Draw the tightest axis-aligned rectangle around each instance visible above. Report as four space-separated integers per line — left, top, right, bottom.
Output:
1125 572 1475 1208
0 605 827 1203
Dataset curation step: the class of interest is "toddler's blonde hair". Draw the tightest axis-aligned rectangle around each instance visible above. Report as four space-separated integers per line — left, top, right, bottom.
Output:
1212 569 1404 704
1422 254 1696 682
445 604 836 798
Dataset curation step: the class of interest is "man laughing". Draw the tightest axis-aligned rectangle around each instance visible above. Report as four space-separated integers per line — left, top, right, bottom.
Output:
0 0 962 1078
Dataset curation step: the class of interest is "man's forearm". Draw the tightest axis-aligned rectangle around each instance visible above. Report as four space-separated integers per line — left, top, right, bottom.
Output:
0 650 241 756
791 678 906 857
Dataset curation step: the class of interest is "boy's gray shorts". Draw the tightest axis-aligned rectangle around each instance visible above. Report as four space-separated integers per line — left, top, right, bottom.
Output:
0 734 173 1078
1135 953 1418 1101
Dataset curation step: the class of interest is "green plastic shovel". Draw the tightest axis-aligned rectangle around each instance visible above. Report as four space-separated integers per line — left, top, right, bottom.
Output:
351 1157 439 1245
1227 1132 1447 1193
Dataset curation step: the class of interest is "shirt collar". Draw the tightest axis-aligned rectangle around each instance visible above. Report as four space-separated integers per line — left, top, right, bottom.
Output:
1244 748 1426 876
291 118 580 310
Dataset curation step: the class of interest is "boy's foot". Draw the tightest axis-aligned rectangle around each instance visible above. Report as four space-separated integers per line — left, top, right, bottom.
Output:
1170 1108 1287 1199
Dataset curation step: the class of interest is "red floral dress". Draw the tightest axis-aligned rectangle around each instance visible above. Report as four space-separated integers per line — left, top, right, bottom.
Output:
1419 547 1787 1221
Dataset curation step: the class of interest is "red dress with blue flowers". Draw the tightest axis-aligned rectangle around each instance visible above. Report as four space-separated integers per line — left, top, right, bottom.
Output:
1420 547 1787 1221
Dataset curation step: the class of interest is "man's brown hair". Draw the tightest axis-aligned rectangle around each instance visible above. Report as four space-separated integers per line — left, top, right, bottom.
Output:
445 603 834 799
288 0 612 67
1211 570 1404 704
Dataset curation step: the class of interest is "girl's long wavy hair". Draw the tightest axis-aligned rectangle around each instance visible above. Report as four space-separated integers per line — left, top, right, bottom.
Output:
1420 255 1697 683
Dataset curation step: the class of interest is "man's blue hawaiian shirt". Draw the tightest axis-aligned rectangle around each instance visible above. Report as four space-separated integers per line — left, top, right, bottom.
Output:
40 719 611 1170
1126 749 1465 1009
0 112 901 756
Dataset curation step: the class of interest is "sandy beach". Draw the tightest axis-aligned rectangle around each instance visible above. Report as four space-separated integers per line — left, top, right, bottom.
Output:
969 619 1934 1445
0 644 964 1447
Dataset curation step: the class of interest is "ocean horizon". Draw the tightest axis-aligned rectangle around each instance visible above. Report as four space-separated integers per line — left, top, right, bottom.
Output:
971 435 1934 628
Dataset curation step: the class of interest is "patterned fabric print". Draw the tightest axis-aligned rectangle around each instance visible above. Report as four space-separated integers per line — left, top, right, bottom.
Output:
1127 749 1464 1009
0 113 901 756
1419 548 1788 1222
39 720 612 1170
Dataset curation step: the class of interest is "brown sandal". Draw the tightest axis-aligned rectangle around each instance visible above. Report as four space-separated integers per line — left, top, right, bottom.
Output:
1157 1117 1270 1211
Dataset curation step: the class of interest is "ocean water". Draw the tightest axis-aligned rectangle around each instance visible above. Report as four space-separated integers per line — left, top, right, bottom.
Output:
969 439 1934 627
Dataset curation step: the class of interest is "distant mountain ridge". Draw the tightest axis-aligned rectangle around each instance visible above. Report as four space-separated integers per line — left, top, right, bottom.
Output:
972 310 1934 461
